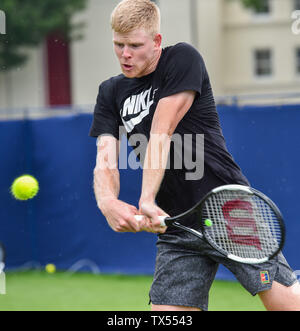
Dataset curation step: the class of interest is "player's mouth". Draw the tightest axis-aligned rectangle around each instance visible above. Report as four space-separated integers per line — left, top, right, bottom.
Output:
122 64 133 71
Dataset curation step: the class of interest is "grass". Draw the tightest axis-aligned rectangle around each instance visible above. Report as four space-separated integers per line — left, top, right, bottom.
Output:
0 271 265 311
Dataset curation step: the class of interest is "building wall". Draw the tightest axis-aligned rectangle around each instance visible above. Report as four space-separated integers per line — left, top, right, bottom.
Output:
0 46 46 110
0 0 299 111
71 0 120 107
196 0 224 96
222 0 300 96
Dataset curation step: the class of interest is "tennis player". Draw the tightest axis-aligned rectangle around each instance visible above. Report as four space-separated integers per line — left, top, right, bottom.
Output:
90 0 300 311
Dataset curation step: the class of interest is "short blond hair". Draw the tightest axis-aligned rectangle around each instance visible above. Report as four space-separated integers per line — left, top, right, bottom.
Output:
111 0 161 37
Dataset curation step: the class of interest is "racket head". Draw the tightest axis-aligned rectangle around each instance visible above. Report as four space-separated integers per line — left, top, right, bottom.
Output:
199 185 285 264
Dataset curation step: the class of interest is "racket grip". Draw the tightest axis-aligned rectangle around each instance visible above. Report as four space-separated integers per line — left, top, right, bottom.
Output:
134 215 167 227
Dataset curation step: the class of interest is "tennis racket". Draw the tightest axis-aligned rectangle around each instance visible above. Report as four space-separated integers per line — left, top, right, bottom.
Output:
135 184 285 264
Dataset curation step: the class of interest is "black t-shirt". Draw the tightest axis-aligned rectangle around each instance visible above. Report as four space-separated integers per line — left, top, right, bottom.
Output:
90 42 249 227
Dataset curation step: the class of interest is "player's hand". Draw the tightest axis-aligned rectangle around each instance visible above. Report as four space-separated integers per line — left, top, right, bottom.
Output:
99 198 141 233
138 200 168 234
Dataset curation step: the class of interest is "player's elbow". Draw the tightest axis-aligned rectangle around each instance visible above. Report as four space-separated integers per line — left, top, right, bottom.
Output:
150 120 177 137
93 165 118 177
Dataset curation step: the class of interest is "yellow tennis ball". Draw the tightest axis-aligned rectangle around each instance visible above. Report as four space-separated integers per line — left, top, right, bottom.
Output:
45 264 56 274
11 175 39 201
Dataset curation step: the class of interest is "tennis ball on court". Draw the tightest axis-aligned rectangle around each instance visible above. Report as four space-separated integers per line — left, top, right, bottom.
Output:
45 264 56 274
204 219 213 227
11 175 39 201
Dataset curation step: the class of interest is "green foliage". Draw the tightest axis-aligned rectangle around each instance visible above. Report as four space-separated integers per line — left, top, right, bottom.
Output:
0 0 87 71
240 0 266 11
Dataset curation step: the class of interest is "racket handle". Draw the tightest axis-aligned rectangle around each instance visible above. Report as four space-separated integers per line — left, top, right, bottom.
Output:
134 215 167 227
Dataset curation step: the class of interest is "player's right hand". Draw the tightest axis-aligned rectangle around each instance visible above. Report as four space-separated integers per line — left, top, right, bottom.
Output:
99 198 141 233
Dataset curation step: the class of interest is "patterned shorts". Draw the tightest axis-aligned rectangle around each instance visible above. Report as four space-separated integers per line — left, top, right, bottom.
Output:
149 230 297 311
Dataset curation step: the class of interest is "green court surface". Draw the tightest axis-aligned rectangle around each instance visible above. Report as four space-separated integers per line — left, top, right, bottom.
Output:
0 271 265 311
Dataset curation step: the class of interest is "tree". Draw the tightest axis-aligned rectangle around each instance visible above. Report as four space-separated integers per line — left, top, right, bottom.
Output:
0 0 87 71
240 0 267 11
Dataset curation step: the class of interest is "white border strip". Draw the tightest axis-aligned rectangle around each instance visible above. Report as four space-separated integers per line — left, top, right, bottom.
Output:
212 184 253 194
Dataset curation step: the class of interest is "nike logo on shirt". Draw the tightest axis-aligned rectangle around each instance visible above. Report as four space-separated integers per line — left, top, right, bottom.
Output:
121 87 157 133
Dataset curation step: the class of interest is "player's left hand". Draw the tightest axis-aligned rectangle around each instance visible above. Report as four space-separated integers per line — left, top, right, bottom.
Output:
138 201 168 234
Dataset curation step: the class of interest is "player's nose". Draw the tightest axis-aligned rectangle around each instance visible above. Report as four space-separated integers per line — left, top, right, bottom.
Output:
122 46 132 58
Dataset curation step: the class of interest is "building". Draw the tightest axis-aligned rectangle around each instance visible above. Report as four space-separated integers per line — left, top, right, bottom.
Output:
219 0 300 104
0 0 299 112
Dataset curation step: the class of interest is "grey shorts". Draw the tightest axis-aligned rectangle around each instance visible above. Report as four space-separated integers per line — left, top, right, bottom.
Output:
149 230 297 311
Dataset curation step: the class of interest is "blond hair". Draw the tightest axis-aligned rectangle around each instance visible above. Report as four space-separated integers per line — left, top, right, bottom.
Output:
111 0 161 37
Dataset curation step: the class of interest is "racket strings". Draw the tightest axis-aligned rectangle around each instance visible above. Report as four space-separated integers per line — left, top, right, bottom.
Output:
202 191 283 260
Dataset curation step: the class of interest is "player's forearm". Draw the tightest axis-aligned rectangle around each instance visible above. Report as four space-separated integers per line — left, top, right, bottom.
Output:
94 135 120 212
140 92 195 203
93 167 120 211
140 133 171 202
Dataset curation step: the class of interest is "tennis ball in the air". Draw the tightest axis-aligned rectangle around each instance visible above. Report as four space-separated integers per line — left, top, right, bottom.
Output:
45 264 56 274
11 175 39 201
204 219 213 227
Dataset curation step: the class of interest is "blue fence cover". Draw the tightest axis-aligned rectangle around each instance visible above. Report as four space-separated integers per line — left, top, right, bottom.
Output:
0 104 299 281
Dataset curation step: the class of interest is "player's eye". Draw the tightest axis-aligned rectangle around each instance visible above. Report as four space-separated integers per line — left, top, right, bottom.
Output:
114 42 124 48
131 44 142 48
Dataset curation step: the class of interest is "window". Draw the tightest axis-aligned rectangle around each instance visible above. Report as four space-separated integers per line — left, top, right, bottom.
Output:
254 49 273 77
296 48 300 75
253 0 270 14
294 0 300 10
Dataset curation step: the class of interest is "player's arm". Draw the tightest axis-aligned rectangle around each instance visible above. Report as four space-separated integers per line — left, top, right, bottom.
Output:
139 90 196 230
94 135 141 233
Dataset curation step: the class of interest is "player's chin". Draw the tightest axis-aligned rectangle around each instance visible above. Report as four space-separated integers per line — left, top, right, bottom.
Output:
121 66 140 78
122 71 138 78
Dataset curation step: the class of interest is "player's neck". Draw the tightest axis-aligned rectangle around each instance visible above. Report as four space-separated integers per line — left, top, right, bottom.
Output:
143 48 162 77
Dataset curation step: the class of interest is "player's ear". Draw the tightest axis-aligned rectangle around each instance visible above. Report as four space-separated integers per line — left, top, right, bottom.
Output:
153 33 162 48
